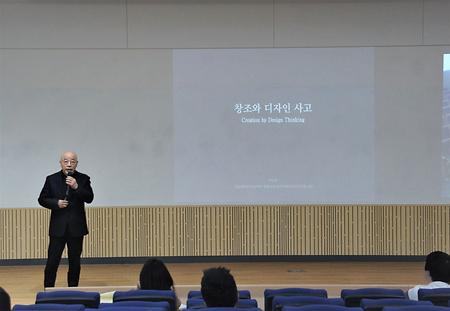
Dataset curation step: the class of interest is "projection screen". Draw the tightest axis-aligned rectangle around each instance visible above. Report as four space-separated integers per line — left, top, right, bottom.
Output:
0 47 448 207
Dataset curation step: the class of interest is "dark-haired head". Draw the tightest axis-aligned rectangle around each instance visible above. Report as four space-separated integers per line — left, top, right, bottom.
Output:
139 258 174 290
425 252 450 283
201 267 238 307
0 287 11 311
424 251 448 271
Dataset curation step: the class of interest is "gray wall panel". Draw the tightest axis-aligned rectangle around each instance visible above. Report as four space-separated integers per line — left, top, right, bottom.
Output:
0 0 127 48
127 0 274 48
424 0 450 45
275 0 423 47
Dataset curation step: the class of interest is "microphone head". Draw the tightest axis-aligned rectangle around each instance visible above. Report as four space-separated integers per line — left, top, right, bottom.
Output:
66 170 74 176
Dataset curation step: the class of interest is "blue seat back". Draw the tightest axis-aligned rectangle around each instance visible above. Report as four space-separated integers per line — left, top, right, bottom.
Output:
185 308 261 311
384 306 450 311
272 296 344 311
235 299 258 308
100 300 170 311
264 288 328 311
283 306 363 311
113 290 177 311
418 288 450 306
13 303 85 311
340 288 405 307
187 298 258 309
94 307 166 311
186 298 208 309
188 290 251 299
360 298 433 311
35 291 100 308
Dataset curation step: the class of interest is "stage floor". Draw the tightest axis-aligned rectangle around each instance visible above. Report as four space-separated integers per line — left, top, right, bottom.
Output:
0 261 426 306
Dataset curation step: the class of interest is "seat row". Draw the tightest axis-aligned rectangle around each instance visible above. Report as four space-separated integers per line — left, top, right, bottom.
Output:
11 287 450 311
264 287 450 310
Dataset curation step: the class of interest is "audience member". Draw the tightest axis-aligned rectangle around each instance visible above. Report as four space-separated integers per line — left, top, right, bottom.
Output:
408 251 450 300
201 267 238 307
0 287 11 311
138 258 181 308
424 251 448 272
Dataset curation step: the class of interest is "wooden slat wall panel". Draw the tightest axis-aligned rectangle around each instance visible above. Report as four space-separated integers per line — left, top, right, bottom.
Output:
0 205 449 260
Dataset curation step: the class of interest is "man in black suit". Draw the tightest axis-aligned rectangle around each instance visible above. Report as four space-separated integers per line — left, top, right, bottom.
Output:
38 151 94 287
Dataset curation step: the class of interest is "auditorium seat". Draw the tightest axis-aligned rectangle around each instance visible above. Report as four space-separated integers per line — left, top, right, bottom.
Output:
272 296 344 311
340 288 405 307
99 300 170 311
13 303 85 311
113 290 177 311
91 307 167 311
360 298 433 311
187 298 258 309
186 298 207 309
283 306 363 311
35 291 100 308
187 290 252 299
418 288 450 306
383 306 450 311
185 308 261 311
264 288 328 311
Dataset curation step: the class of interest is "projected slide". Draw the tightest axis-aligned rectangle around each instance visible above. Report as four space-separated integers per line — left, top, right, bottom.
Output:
1 47 448 207
442 54 450 198
173 48 375 204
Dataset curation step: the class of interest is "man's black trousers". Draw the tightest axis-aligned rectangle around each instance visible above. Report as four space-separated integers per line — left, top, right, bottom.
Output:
44 235 84 287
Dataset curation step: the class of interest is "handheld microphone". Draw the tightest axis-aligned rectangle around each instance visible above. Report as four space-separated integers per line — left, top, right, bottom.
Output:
64 170 73 200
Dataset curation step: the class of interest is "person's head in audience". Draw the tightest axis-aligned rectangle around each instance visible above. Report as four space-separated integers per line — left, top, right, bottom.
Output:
425 251 448 271
139 258 175 290
0 287 11 311
201 267 238 307
424 251 450 283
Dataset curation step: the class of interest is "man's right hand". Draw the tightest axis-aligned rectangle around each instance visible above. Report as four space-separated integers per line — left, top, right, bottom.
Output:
58 200 69 209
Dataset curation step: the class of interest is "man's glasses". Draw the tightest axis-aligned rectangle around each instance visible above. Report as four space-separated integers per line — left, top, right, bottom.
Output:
62 159 78 165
